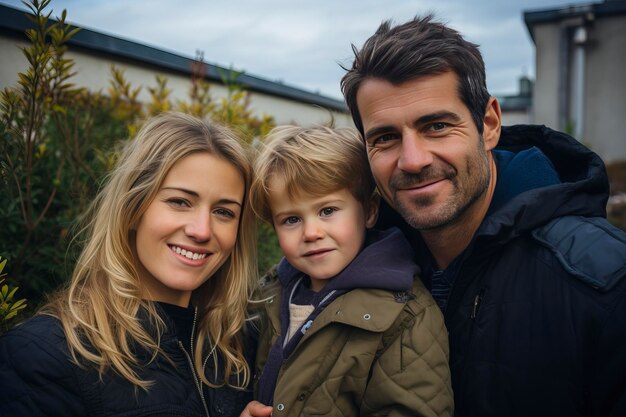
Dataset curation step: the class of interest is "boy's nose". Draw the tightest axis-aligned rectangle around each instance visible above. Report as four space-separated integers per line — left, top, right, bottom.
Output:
303 221 324 241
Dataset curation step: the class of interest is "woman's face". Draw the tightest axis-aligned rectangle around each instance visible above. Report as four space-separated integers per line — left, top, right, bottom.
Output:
134 152 245 307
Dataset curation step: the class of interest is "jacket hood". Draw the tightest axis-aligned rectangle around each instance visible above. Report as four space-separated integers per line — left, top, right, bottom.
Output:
276 227 417 293
478 125 608 243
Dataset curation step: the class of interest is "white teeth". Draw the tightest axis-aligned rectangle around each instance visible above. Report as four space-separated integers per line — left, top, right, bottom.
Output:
170 245 207 260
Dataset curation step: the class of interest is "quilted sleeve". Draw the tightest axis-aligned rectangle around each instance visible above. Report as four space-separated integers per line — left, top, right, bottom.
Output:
0 321 85 417
361 292 453 417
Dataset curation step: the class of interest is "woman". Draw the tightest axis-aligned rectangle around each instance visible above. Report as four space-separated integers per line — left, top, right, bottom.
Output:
0 112 258 417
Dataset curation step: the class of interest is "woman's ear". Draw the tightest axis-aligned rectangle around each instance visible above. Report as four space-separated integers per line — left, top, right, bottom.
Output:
365 193 380 228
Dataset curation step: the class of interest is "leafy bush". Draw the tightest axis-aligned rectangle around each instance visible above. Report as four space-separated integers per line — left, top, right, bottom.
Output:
0 257 27 334
1 0 283 309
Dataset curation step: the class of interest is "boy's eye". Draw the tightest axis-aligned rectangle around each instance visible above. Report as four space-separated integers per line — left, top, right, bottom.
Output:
320 207 336 217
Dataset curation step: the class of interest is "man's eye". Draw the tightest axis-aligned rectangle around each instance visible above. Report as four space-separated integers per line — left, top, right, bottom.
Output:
374 133 397 144
430 122 448 131
368 133 398 148
320 207 336 217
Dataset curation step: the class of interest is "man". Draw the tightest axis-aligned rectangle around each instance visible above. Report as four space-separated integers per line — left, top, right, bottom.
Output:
341 15 626 417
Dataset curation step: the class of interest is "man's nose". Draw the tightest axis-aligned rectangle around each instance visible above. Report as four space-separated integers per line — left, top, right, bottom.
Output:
397 131 434 173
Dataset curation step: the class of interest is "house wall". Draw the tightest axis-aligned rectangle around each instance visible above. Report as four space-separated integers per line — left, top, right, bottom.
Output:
0 35 353 129
501 109 532 126
531 15 626 163
583 15 626 161
531 23 561 130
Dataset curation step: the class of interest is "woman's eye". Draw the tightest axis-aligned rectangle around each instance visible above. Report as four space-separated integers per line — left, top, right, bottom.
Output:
320 207 336 217
166 198 189 208
214 208 235 219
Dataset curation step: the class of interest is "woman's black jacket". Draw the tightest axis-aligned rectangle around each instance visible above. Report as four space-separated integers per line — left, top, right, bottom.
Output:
0 310 255 417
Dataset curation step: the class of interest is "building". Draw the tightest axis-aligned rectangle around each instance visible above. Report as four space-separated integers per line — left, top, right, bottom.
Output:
497 75 534 126
0 3 352 128
524 0 626 163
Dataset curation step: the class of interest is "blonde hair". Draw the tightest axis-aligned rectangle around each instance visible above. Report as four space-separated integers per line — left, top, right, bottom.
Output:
42 112 258 389
250 125 376 224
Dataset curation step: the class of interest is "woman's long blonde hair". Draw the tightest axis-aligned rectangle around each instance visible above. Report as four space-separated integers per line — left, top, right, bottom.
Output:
42 112 258 389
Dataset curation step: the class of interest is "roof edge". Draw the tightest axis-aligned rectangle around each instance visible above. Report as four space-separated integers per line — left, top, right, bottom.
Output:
0 3 348 112
523 1 626 43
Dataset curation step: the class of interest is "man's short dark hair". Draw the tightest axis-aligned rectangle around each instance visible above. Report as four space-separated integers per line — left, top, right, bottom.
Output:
341 15 491 135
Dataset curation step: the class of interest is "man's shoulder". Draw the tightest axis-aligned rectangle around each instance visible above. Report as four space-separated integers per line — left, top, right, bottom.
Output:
531 216 626 292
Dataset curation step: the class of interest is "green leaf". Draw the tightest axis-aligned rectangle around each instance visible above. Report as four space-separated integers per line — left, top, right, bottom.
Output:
6 286 18 301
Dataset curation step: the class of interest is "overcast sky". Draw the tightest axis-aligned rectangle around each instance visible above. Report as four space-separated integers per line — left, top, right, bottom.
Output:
1 0 594 100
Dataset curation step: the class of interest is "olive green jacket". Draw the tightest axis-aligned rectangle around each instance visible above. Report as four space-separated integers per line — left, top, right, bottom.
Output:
254 276 453 417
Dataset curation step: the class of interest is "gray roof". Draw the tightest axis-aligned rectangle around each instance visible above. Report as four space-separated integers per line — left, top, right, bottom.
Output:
524 1 626 43
0 3 348 112
497 95 532 112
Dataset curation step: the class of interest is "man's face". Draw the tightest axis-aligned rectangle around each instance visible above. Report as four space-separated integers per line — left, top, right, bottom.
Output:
356 71 493 231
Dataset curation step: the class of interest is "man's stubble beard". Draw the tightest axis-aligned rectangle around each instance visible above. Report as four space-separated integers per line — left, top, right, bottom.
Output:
391 138 491 231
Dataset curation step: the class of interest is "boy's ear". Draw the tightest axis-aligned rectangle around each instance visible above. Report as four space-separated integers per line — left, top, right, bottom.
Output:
365 193 380 228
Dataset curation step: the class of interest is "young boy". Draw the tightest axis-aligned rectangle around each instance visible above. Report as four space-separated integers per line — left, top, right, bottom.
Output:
248 125 453 417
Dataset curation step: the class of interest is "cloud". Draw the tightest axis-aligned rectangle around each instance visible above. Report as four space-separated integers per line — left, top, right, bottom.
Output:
0 0 592 99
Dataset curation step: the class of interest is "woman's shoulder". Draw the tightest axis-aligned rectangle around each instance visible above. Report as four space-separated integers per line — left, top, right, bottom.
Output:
0 315 87 415
0 314 69 361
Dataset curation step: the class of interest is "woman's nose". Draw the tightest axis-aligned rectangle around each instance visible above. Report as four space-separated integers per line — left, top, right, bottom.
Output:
185 213 211 242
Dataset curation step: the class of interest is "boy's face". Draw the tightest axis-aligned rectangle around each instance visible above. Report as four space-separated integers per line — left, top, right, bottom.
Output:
268 183 378 292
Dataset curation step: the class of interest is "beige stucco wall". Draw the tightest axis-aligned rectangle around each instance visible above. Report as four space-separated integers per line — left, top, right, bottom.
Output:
501 109 532 126
0 35 353 129
583 16 626 162
531 23 561 130
531 16 626 163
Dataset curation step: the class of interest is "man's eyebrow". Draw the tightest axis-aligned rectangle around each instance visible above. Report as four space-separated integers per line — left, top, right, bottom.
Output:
364 111 462 141
364 126 394 142
415 111 462 125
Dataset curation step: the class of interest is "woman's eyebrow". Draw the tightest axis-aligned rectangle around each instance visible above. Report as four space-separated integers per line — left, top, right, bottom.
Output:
161 187 242 206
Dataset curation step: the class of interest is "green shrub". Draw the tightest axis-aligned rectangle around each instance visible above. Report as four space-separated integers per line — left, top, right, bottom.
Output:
0 257 27 334
1 0 281 308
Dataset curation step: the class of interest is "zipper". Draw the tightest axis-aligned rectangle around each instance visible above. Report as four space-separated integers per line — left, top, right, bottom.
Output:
471 287 485 319
178 307 211 417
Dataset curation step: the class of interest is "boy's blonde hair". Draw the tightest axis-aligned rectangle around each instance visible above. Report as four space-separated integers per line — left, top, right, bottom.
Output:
43 112 257 389
250 125 376 223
